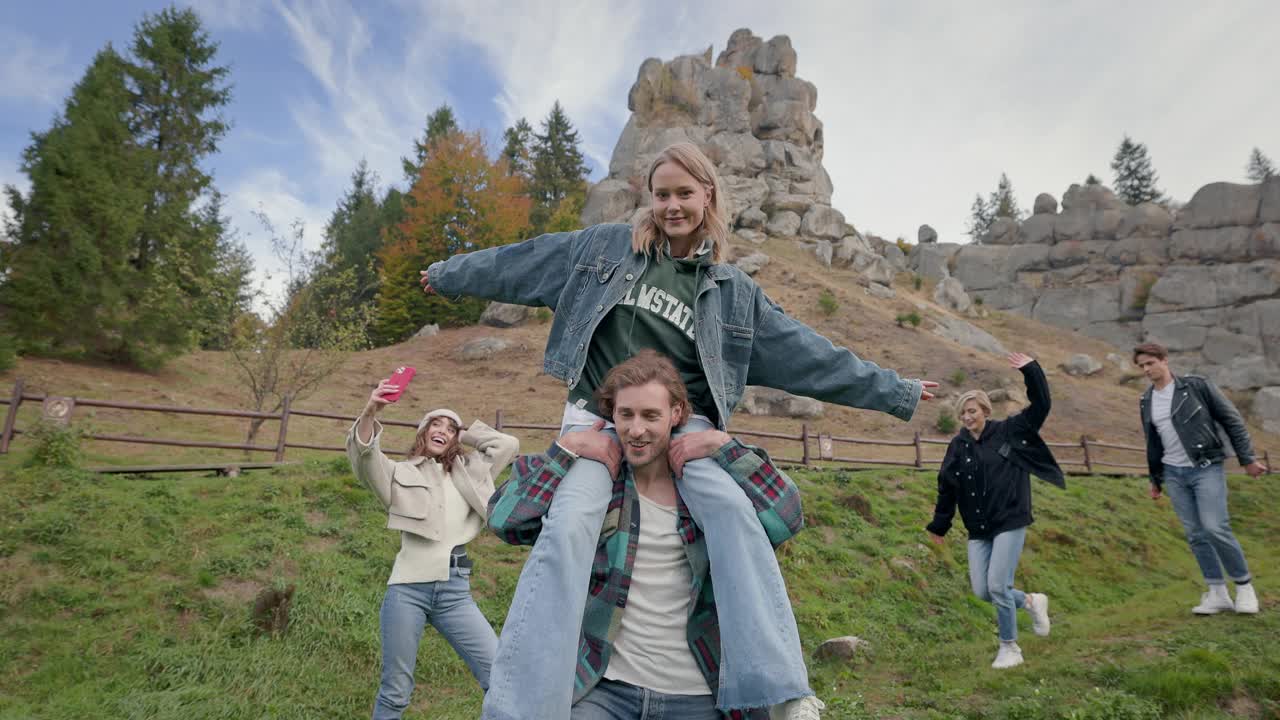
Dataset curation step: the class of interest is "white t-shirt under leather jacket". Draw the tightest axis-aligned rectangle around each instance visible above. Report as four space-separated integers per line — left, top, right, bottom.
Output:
1139 374 1255 489
347 418 519 584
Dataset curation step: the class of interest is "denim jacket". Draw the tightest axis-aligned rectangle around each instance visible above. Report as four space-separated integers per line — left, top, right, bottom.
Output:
426 223 922 428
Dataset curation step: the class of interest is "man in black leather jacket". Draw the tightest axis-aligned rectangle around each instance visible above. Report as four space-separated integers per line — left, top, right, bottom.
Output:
1134 342 1267 616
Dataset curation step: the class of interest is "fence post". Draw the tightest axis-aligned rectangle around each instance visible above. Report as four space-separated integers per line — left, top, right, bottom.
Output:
274 395 292 462
913 431 923 468
800 423 810 465
495 408 504 432
1265 450 1272 475
1 378 24 454
1080 435 1093 474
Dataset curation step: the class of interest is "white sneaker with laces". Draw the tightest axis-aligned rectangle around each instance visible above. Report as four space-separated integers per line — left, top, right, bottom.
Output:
1026 592 1051 637
1234 583 1259 614
991 641 1024 669
769 694 825 720
1192 585 1235 615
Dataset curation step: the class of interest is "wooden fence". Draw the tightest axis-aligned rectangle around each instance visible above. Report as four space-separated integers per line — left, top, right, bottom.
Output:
1 377 1272 477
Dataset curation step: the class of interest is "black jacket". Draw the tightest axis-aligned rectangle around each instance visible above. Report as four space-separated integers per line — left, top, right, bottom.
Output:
926 361 1065 541
1139 374 1256 489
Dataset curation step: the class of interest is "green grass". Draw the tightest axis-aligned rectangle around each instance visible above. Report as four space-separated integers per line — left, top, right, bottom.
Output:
1 461 1277 719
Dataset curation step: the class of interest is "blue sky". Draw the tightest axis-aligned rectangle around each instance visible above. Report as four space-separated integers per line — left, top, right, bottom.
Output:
4 1 1278 305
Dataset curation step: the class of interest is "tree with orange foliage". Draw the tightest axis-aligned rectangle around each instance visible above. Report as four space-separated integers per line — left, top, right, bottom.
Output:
372 130 531 344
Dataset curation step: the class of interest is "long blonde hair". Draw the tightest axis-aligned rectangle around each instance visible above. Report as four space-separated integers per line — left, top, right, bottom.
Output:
631 142 729 263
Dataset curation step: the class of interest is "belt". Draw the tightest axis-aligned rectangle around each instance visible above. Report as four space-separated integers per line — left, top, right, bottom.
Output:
449 545 473 569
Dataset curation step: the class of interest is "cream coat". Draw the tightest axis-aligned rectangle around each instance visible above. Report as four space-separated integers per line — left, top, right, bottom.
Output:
347 417 519 583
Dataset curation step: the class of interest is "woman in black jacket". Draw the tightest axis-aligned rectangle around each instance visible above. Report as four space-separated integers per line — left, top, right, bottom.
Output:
926 352 1065 669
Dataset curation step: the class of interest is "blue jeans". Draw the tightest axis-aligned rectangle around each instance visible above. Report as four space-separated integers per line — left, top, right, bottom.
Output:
570 679 719 719
372 567 497 720
968 526 1028 643
480 416 810 720
1162 462 1252 585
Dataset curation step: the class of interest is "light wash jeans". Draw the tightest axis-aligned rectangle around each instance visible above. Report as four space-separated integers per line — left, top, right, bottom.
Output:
571 679 719 720
372 567 497 720
967 526 1028 643
480 416 810 720
1162 462 1252 585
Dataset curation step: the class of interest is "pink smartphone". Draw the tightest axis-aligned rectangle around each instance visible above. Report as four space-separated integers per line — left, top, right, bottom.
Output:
382 366 416 403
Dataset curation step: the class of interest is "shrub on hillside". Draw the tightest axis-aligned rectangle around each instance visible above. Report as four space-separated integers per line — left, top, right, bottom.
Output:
24 421 85 469
818 289 839 316
936 409 958 434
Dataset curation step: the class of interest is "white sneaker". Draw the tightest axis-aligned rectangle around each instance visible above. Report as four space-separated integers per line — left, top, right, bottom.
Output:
1026 592 1051 637
1192 585 1235 615
1235 583 1260 614
770 694 825 720
991 642 1024 669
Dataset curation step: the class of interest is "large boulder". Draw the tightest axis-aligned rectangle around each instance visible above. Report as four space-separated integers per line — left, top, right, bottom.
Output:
766 210 802 236
933 277 972 313
910 243 961 282
931 316 1008 355
736 206 768 229
582 179 639 226
457 337 513 361
1261 176 1280 223
814 636 870 662
1118 202 1173 238
1168 226 1253 263
982 217 1019 245
1146 261 1280 313
1254 386 1280 434
1033 193 1058 215
800 205 847 240
1061 353 1104 376
737 386 823 418
479 302 531 328
918 224 938 243
732 251 771 276
1180 182 1262 229
1061 183 1126 213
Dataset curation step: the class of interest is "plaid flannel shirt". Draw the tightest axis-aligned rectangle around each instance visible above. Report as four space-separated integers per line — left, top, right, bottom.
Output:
487 438 804 720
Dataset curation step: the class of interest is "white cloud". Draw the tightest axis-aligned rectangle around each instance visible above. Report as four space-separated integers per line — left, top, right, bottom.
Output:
189 0 272 31
0 27 74 105
420 0 649 173
276 0 452 187
224 167 331 312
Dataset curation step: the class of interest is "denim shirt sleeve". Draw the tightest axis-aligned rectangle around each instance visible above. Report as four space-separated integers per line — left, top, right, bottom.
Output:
746 287 922 421
426 229 585 310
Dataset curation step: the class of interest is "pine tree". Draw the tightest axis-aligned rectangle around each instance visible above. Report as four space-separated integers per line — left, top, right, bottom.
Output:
1110 135 1164 205
965 194 993 241
124 6 234 366
320 160 385 305
1246 147 1276 183
989 172 1023 220
501 117 534 179
964 173 1024 241
529 101 588 234
402 104 459 181
0 48 149 360
1085 173 1102 185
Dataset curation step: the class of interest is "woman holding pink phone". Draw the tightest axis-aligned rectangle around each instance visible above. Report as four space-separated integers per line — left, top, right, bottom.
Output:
347 370 520 719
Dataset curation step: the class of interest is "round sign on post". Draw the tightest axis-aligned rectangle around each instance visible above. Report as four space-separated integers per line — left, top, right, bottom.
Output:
42 397 75 426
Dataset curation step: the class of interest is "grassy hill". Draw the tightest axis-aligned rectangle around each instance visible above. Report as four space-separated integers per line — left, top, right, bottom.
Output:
2 458 1276 719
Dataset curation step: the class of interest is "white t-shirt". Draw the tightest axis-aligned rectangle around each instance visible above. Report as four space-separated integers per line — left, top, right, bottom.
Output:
603 493 711 696
1151 383 1193 468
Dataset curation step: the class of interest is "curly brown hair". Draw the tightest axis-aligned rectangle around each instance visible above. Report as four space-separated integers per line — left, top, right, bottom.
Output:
408 417 465 473
594 349 691 423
